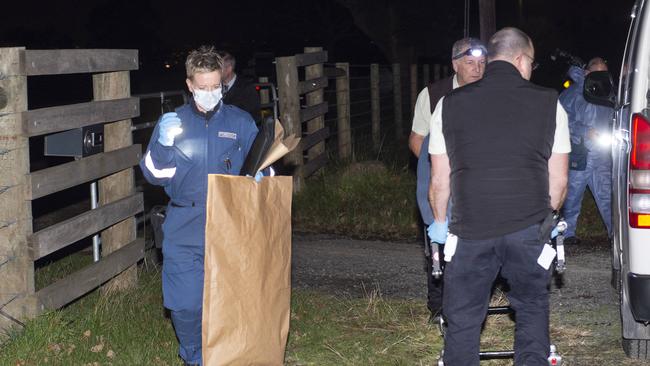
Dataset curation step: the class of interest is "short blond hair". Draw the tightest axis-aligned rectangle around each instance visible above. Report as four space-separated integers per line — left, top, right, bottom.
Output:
185 45 223 79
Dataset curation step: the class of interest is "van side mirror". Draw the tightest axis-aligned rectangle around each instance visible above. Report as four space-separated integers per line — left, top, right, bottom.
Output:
583 71 616 108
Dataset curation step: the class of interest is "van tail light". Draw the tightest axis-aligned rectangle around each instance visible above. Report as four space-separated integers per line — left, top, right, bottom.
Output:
631 113 650 169
629 113 650 228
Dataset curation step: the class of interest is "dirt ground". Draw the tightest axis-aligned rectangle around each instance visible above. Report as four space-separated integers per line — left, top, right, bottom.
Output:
291 233 649 365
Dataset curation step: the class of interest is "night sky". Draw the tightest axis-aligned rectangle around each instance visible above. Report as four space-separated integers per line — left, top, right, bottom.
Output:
0 0 637 90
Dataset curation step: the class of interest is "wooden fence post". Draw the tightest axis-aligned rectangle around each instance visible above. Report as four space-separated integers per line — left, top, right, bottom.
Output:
275 56 302 190
336 62 351 160
392 63 403 139
258 76 270 105
0 47 37 332
410 64 418 115
370 63 380 151
434 64 441 81
422 64 430 87
442 65 450 78
304 47 325 160
93 72 137 293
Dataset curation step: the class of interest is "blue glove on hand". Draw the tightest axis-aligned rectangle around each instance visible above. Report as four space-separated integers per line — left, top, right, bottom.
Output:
157 112 182 146
551 227 559 239
427 220 448 244
551 220 567 239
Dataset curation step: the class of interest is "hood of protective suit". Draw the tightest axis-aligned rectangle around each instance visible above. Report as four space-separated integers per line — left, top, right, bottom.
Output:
559 66 614 158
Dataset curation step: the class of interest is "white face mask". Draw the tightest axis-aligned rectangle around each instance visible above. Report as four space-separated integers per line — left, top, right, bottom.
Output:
193 88 222 111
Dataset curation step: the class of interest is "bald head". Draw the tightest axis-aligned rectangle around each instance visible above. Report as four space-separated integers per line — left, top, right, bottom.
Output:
488 27 533 61
487 27 536 80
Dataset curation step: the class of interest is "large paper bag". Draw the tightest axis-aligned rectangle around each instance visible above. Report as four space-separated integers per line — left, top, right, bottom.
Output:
202 174 292 365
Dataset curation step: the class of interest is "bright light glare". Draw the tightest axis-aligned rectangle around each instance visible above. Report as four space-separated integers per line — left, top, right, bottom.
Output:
170 127 183 137
470 48 484 57
597 132 612 146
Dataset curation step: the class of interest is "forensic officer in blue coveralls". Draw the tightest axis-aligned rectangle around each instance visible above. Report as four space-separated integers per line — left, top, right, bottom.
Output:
140 45 258 366
559 57 613 244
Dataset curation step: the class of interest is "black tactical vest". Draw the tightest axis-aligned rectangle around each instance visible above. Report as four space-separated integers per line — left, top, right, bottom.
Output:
428 76 454 113
442 61 558 239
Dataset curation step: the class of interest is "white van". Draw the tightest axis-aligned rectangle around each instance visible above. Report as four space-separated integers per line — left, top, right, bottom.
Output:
588 0 650 359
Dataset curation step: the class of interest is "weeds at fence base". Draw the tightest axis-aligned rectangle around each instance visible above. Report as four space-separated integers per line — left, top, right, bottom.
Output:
293 160 420 241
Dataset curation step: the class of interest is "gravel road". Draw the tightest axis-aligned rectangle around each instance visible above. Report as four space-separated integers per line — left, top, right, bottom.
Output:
291 233 615 304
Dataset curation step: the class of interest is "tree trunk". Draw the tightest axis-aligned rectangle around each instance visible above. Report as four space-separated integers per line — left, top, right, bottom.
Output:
479 0 496 43
335 0 415 65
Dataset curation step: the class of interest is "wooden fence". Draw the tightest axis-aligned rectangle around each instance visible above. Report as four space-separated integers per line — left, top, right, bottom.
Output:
275 48 331 192
0 47 143 331
275 47 451 191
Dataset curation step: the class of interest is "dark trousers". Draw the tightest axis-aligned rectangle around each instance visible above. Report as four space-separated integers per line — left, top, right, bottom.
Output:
442 223 552 366
162 242 204 365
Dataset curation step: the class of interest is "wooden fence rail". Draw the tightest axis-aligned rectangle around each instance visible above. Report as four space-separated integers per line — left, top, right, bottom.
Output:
0 47 143 332
24 97 140 136
27 145 142 200
24 49 138 76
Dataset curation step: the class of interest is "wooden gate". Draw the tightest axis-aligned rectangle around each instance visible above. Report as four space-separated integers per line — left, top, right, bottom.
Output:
275 48 330 192
0 47 143 332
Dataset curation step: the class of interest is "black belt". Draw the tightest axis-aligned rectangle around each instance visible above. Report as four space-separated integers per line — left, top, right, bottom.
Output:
170 201 202 208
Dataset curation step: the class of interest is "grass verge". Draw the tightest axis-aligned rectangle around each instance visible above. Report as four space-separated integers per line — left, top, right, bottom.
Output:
293 159 609 242
293 161 419 240
1 266 179 366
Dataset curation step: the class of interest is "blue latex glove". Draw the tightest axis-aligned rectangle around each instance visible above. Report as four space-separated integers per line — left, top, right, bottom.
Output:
551 227 559 239
246 171 264 183
427 220 448 244
157 112 182 146
567 65 585 83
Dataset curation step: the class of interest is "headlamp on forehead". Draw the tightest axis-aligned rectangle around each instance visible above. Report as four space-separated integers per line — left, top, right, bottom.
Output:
453 46 487 60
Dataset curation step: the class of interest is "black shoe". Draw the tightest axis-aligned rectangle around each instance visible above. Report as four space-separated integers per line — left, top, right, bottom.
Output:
428 309 442 324
564 236 581 245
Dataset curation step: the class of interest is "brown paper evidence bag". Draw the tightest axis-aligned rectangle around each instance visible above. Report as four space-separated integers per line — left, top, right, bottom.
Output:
202 121 300 365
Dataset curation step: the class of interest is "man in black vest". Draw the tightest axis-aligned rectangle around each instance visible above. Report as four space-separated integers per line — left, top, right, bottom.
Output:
428 27 570 365
410 38 487 322
219 51 261 122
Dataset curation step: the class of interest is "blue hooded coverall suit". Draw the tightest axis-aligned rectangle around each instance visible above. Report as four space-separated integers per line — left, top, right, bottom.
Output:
559 66 613 239
140 101 257 364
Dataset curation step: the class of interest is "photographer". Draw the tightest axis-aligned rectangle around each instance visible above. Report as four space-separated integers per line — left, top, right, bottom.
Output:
559 57 614 244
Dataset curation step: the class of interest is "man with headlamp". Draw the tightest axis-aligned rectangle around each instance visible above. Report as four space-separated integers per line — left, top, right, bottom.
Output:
409 37 487 323
559 57 614 244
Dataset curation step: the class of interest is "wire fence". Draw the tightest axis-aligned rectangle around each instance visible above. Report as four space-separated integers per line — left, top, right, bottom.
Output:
318 62 451 165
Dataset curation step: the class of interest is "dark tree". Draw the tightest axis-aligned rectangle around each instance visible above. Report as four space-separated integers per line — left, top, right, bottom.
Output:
334 0 466 65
